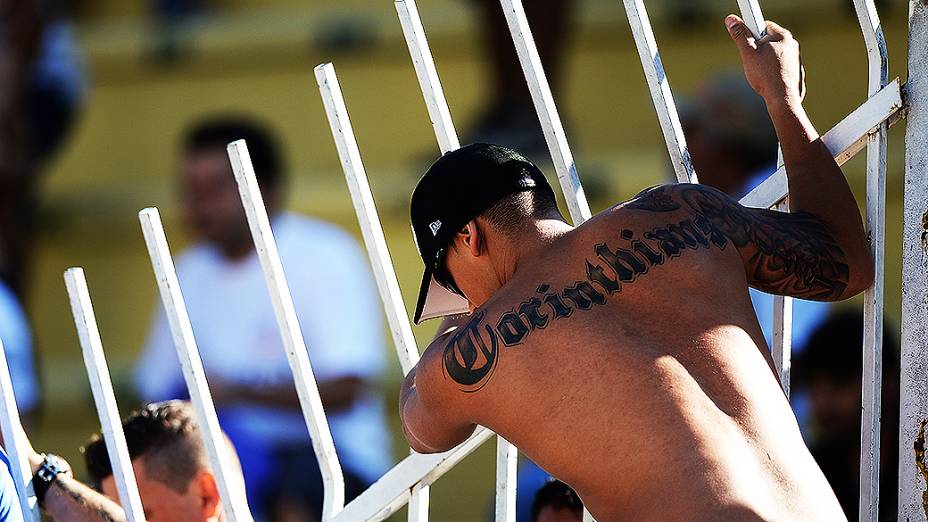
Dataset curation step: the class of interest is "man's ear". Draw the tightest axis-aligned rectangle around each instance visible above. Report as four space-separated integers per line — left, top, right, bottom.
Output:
196 471 222 520
463 220 481 258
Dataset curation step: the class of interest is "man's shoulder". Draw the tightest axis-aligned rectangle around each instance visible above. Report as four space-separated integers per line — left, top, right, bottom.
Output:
618 183 733 213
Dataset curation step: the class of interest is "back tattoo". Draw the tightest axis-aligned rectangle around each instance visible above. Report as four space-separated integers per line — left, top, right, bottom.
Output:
442 184 850 392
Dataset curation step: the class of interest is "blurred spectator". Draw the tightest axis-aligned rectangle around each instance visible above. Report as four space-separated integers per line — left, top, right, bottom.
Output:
148 0 204 63
0 278 40 421
681 72 830 356
0 0 86 297
22 400 243 521
793 310 900 521
516 460 555 522
134 116 391 521
0 448 23 521
531 480 583 522
466 0 575 159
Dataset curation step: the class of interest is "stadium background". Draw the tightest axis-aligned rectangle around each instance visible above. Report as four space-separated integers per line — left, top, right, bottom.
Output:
27 0 910 519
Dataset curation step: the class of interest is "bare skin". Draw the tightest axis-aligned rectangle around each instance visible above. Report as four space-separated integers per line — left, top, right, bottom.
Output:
401 16 873 521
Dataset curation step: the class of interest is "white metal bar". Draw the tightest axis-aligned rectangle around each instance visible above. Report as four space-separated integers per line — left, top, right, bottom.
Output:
407 483 429 522
395 0 460 154
494 438 517 521
226 141 345 520
499 0 593 223
851 3 890 519
138 208 252 522
619 0 696 184
0 338 39 521
63 268 146 522
770 202 792 397
315 63 421 375
740 78 902 209
370 5 449 512
736 0 767 40
899 2 928 518
331 428 494 522
316 61 517 521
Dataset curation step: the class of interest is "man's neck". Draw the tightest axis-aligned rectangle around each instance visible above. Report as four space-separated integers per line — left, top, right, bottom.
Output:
500 218 573 283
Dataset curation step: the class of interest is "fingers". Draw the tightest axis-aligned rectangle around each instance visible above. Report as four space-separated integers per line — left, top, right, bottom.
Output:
755 20 792 45
725 15 757 55
764 20 792 40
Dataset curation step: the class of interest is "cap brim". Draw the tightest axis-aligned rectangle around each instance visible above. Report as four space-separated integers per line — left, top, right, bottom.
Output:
413 268 471 324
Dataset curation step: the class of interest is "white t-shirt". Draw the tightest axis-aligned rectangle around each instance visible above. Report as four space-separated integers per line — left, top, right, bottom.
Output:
0 281 38 413
134 212 392 481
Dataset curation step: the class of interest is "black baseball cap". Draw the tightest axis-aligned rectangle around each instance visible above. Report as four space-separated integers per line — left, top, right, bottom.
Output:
410 143 556 323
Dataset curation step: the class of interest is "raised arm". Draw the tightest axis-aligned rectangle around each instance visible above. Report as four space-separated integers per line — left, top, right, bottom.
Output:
709 15 873 299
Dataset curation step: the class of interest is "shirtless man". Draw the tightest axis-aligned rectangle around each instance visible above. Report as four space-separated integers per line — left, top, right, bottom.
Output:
401 15 872 521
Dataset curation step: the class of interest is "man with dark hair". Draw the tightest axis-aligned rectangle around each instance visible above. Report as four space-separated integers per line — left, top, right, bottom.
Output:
401 16 873 520
530 480 583 522
134 115 391 519
24 400 239 522
83 400 232 520
794 311 900 521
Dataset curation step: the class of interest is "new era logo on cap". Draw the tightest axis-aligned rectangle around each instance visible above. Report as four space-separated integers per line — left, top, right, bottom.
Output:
429 220 442 236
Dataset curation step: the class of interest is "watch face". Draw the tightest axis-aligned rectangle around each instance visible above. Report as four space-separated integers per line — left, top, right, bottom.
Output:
38 455 65 481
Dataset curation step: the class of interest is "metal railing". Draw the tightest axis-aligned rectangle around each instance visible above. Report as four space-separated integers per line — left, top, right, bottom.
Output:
0 1 923 520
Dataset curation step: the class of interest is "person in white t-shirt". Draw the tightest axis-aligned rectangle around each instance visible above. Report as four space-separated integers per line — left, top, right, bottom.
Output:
134 117 391 521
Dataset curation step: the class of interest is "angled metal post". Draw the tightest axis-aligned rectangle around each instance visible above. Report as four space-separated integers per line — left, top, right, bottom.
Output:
315 63 421 375
495 436 517 521
619 0 696 184
227 141 345 520
498 0 592 223
740 79 902 209
63 268 147 522
850 2 890 519
0 338 39 521
395 0 460 154
138 208 253 522
736 0 768 39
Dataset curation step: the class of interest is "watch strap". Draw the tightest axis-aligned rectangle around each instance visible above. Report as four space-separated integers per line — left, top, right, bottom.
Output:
33 454 67 507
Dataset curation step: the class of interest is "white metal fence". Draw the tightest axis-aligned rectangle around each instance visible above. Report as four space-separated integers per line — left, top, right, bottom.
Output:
0 0 924 520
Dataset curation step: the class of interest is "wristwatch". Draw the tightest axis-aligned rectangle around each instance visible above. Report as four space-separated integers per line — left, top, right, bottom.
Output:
33 453 69 507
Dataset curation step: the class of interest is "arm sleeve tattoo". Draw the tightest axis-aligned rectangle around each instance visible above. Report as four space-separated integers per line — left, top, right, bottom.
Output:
438 183 851 390
641 184 850 300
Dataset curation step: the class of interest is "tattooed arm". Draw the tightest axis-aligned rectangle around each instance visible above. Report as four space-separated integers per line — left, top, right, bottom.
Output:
400 332 477 454
672 183 865 300
24 451 127 522
721 16 873 296
44 475 127 522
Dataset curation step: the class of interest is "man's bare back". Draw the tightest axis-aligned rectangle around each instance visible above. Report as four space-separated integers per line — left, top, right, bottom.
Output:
402 15 873 522
412 184 848 520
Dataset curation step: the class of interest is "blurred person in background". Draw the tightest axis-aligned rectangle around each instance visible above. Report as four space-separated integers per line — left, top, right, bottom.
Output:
0 0 86 297
466 0 575 158
681 72 831 362
0 447 23 520
134 116 391 521
531 480 583 522
793 310 900 521
0 278 40 426
21 400 242 522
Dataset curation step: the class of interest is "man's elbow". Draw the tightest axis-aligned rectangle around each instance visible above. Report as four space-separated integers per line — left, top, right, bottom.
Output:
402 424 445 454
842 252 876 299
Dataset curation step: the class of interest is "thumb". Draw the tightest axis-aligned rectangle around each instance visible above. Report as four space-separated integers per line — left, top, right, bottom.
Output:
725 15 757 55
